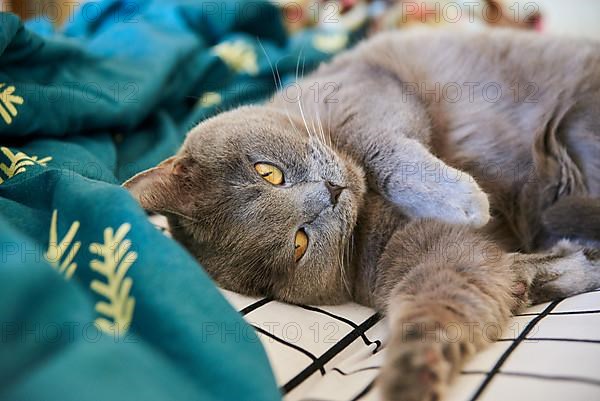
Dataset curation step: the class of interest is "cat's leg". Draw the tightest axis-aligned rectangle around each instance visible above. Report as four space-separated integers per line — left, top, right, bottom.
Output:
374 222 600 401
509 239 600 305
374 222 515 401
368 137 491 228
277 63 490 227
517 95 600 250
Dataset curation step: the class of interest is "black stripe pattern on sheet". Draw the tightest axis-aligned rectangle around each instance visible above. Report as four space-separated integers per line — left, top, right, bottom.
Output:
241 297 326 374
282 313 382 394
468 299 563 401
150 216 600 401
240 297 272 316
522 338 600 344
517 309 600 317
298 304 383 352
252 325 326 375
226 285 600 401
233 294 384 396
462 370 600 387
333 366 380 376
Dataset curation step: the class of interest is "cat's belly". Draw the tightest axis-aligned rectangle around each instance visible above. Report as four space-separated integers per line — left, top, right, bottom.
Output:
434 122 534 193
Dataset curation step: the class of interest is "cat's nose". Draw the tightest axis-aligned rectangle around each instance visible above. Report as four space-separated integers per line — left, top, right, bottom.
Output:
325 181 345 205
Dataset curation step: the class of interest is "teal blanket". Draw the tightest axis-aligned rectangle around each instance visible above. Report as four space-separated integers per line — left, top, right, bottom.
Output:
0 2 357 400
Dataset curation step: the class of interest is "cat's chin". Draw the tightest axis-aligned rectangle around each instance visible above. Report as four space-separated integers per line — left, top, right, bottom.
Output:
274 284 353 306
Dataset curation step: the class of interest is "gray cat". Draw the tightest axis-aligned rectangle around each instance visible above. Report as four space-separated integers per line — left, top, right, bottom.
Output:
124 29 600 401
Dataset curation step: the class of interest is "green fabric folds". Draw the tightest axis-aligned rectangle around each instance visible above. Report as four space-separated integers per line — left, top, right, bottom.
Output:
0 1 358 400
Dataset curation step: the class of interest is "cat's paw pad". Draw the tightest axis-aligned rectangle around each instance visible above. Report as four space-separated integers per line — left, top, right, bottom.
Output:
378 341 451 401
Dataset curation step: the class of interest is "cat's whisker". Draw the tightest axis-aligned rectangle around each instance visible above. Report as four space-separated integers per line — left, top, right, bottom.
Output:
293 48 318 139
316 109 325 144
295 91 312 138
258 37 303 138
285 105 303 138
160 213 203 231
327 105 338 149
339 230 352 296
299 55 322 140
316 108 332 149
312 109 323 144
297 99 315 139
259 38 300 134
160 209 201 224
305 104 327 149
310 110 321 143
167 221 198 231
257 37 284 93
324 107 335 149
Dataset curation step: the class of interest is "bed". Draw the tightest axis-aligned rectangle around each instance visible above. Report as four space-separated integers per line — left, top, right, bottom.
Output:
153 215 600 401
2 1 599 400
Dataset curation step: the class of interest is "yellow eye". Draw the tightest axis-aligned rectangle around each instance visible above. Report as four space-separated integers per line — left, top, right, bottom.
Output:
254 163 284 185
294 229 308 262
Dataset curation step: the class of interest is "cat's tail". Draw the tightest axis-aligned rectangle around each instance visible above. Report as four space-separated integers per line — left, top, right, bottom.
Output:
542 196 600 242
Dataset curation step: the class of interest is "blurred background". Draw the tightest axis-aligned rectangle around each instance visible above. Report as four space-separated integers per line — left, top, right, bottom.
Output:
3 0 600 40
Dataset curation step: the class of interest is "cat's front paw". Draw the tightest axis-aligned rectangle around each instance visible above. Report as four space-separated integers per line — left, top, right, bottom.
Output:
378 340 452 401
388 166 490 228
442 174 491 228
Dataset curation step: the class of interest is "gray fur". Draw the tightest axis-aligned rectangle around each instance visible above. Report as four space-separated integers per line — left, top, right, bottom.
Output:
124 29 600 401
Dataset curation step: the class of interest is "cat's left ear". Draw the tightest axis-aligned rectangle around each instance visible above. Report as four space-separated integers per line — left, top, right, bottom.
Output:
122 156 188 213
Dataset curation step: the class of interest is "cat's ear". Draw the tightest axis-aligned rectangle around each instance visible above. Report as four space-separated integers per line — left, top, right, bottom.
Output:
122 156 188 213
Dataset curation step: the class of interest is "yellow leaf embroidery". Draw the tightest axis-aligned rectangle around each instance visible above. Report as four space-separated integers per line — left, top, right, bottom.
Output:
0 83 24 125
214 41 259 75
90 223 137 334
0 146 52 184
313 33 348 54
197 91 222 108
44 210 81 280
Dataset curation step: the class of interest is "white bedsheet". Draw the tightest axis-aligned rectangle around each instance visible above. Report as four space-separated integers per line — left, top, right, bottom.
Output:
223 290 600 401
150 214 600 401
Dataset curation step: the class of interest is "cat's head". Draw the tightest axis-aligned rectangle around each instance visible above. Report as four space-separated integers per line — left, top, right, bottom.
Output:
124 105 366 304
